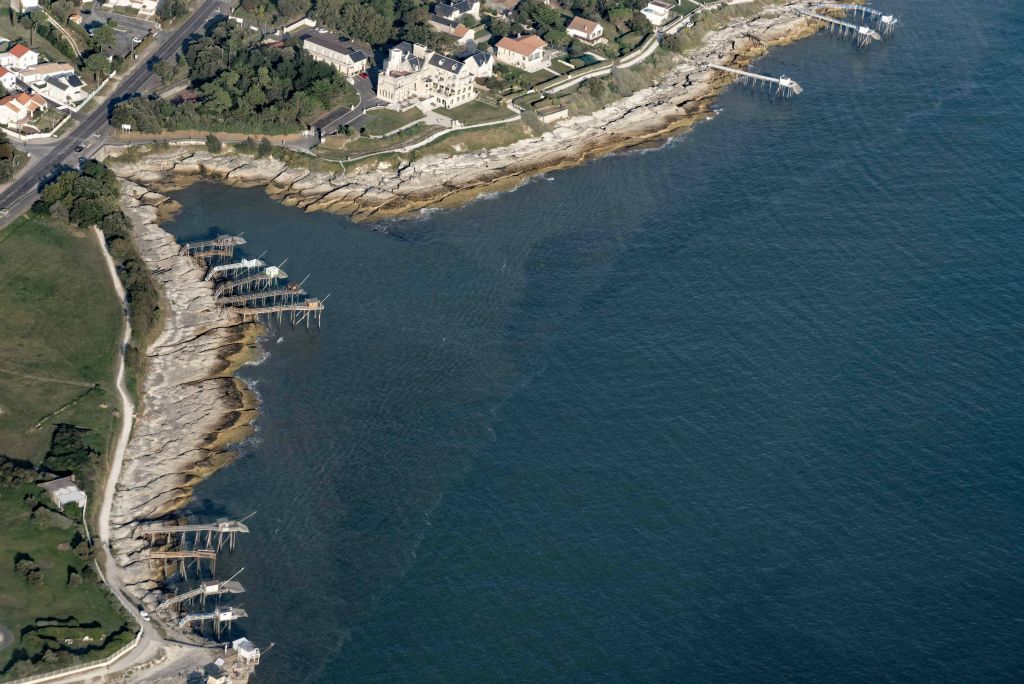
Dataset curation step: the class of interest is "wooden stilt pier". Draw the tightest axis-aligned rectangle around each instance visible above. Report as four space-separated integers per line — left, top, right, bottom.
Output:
214 266 289 298
217 284 306 308
239 297 326 328
179 235 246 263
205 258 267 281
798 8 883 46
814 3 898 37
706 64 803 97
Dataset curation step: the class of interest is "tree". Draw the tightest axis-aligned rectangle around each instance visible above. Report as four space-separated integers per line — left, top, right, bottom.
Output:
627 11 652 34
158 0 190 21
487 16 512 37
89 22 117 52
543 28 570 48
49 200 70 224
567 39 588 58
205 133 223 152
257 137 273 158
84 52 112 82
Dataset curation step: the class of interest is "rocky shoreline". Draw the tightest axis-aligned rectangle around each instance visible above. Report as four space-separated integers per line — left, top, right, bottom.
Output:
107 182 259 600
102 0 820 598
108 3 819 223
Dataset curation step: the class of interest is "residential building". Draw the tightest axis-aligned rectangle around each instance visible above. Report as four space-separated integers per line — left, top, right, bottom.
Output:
0 66 18 92
36 74 87 105
462 51 494 79
641 0 674 27
495 35 548 72
38 476 87 511
427 14 477 48
567 16 604 43
301 34 369 78
17 62 76 87
376 42 482 109
0 44 39 71
10 0 40 12
433 0 480 22
109 0 158 17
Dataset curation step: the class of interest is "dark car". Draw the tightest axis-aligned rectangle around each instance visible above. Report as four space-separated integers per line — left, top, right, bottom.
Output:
75 145 84 152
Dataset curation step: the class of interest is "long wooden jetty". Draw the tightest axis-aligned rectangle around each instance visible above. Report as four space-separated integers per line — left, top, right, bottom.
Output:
707 64 803 96
798 8 882 46
136 519 250 551
239 298 326 327
814 3 898 36
218 284 306 307
205 258 266 281
179 235 246 262
157 576 246 613
214 266 289 297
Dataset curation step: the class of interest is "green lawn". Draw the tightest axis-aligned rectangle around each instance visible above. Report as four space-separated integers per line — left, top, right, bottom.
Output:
319 122 445 159
0 484 133 681
357 108 424 136
434 100 511 125
0 14 69 64
0 217 123 464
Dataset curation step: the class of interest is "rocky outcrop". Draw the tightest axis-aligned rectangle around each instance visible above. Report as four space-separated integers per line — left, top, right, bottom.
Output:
109 7 818 222
108 182 258 599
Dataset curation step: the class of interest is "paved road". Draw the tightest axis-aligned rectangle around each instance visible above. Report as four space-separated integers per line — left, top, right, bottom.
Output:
314 72 382 136
0 0 223 231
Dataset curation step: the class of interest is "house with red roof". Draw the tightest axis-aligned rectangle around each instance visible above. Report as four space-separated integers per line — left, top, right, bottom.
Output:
0 43 39 71
496 35 549 72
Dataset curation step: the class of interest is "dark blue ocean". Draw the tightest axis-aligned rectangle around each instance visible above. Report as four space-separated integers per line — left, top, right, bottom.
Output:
165 1 1024 680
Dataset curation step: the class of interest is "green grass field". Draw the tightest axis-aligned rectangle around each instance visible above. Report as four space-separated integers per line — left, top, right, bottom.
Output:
357 108 424 136
0 484 132 680
0 218 122 464
435 100 511 125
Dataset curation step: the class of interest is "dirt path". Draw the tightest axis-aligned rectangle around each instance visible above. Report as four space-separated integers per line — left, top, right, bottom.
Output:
0 366 96 388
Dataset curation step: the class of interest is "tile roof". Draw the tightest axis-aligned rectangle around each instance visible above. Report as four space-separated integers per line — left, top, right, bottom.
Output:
568 16 601 35
497 35 547 57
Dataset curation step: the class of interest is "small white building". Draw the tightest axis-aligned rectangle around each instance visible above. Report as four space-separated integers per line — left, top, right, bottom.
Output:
109 0 158 17
36 74 87 105
567 16 604 44
232 638 261 664
495 35 548 72
0 44 39 71
462 51 493 79
10 0 40 12
641 0 674 27
427 15 477 48
0 66 18 92
38 476 87 511
301 34 369 78
17 62 76 87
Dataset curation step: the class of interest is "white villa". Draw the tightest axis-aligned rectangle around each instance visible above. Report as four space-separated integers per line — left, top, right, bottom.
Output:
641 0 674 27
108 0 158 17
301 33 369 78
0 44 39 71
567 16 604 43
0 66 17 91
36 73 87 105
17 62 76 86
377 42 491 110
10 0 40 12
495 35 548 72
38 476 87 511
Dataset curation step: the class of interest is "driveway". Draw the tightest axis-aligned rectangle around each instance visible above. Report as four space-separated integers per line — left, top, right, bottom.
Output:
314 73 383 136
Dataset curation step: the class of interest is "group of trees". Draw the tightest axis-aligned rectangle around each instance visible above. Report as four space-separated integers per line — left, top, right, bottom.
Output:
0 131 25 183
113 20 354 133
33 162 161 362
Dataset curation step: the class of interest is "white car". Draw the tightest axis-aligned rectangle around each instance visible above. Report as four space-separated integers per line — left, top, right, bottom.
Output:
139 609 151 622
